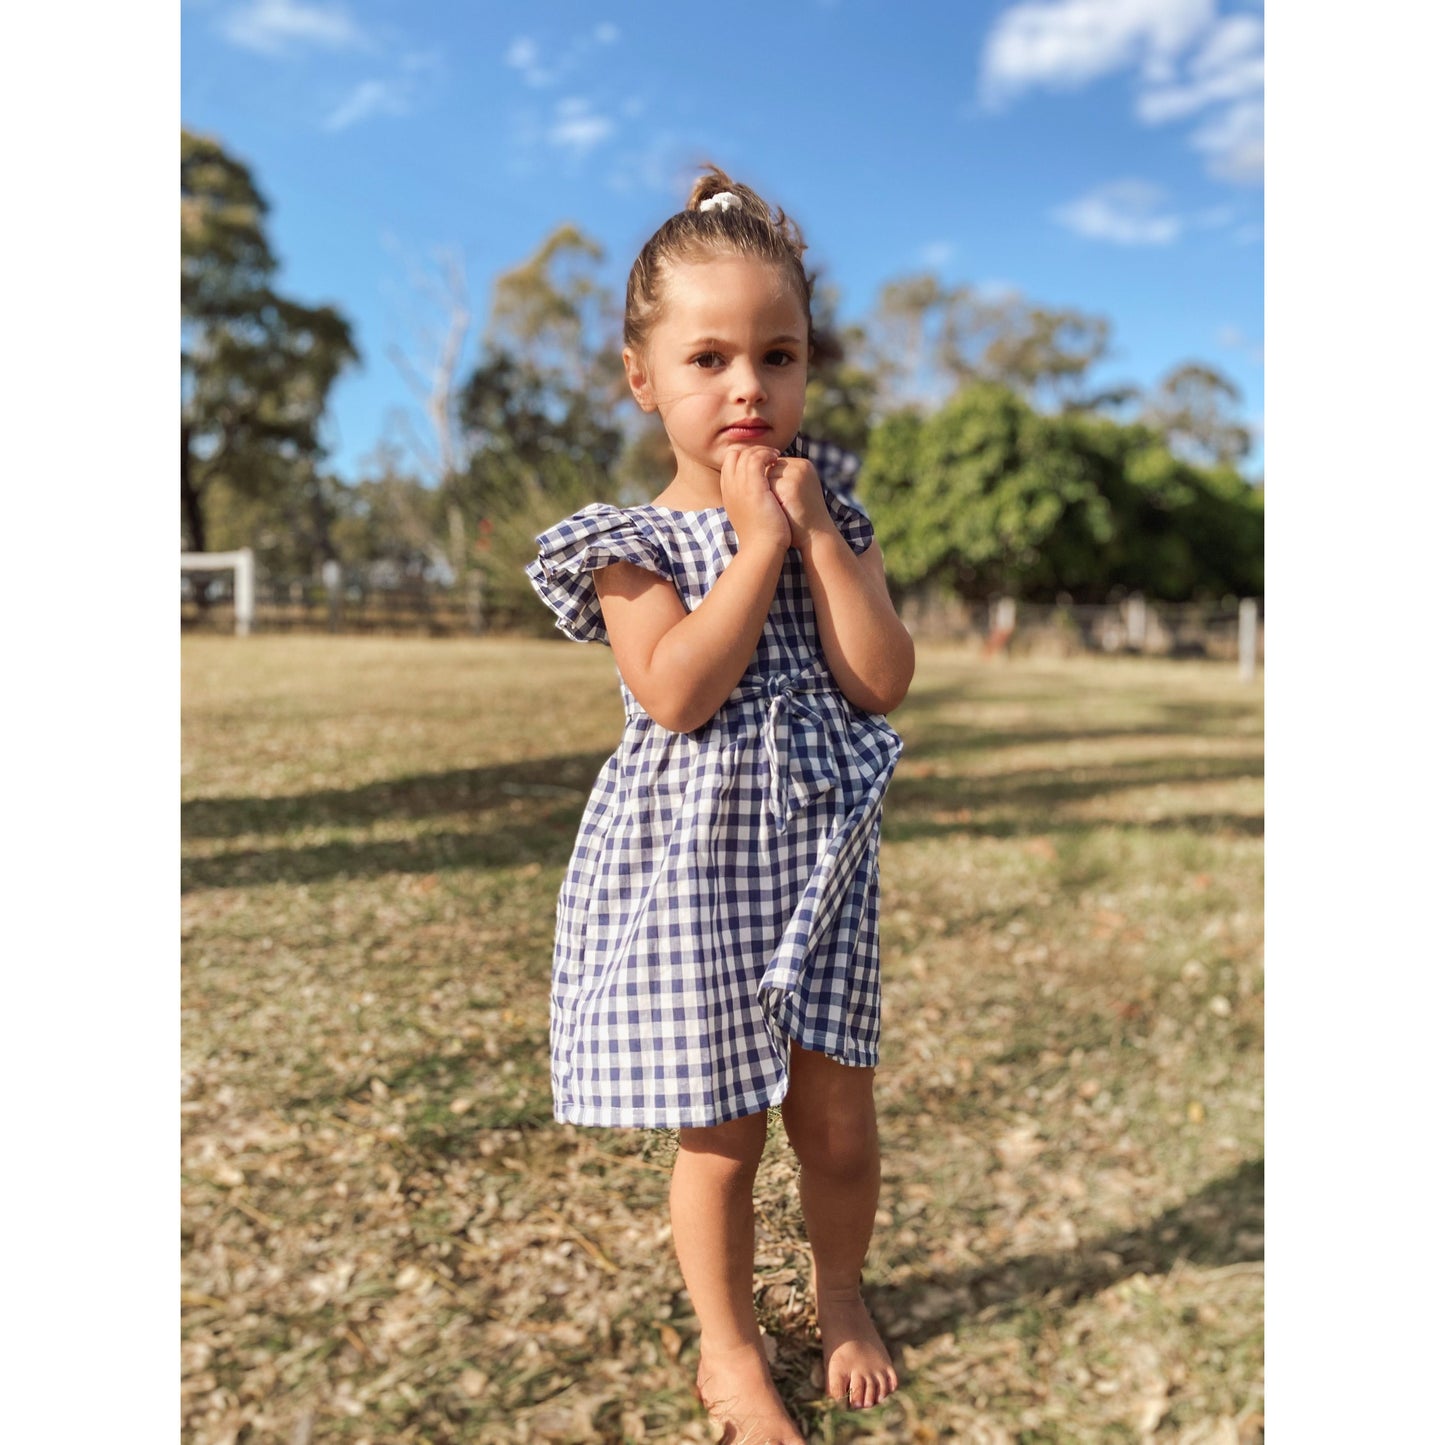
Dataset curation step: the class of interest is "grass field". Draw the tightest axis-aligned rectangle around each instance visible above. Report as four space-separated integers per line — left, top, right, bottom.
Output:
181 635 1263 1445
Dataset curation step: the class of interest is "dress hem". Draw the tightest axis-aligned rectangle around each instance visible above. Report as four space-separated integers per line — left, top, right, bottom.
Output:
551 1032 879 1131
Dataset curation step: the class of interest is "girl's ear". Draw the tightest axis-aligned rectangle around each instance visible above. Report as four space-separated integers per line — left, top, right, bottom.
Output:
622 347 656 412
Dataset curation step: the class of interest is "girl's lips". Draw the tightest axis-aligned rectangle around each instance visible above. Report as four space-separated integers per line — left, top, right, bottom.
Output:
720 422 771 440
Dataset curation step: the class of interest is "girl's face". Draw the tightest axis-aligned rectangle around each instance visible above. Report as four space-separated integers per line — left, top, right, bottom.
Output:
623 256 808 492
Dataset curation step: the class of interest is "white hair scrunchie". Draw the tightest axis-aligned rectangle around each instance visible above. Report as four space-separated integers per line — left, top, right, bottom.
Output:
699 192 741 214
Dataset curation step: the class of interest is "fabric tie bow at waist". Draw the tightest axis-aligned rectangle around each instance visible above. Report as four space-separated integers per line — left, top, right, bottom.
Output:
732 668 842 831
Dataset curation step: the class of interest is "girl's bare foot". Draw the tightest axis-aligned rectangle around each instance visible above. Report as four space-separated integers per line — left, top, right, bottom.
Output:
695 1339 805 1444
816 1288 898 1409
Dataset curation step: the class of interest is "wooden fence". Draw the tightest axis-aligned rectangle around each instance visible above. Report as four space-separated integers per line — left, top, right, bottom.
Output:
182 572 1262 670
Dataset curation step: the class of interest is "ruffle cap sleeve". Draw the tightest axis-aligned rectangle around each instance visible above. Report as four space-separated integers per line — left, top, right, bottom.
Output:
526 503 671 644
823 486 876 556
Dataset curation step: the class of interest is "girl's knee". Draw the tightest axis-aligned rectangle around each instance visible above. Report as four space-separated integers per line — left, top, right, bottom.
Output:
676 1109 769 1174
783 1107 878 1180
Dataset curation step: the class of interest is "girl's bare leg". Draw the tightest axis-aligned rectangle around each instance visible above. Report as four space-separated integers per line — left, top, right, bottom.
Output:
670 1110 805 1444
780 1041 899 1409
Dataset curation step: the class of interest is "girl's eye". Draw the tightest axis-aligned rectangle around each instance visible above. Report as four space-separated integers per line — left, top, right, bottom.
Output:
691 351 723 368
765 350 796 367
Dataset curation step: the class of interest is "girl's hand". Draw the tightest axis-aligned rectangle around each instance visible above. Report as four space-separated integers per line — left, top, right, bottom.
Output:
768 456 838 553
721 445 792 556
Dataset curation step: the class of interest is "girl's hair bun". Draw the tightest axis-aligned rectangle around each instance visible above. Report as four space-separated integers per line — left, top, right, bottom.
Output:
623 162 813 355
685 167 770 221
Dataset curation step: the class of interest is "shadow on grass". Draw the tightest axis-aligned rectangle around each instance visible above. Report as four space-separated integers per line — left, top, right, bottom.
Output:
893 685 1262 760
182 751 613 840
181 750 614 892
884 753 1264 843
181 813 583 891
886 811 1264 846
870 1157 1263 1351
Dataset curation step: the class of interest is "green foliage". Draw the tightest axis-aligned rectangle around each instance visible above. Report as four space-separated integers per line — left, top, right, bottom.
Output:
205 469 360 579
862 385 1262 603
802 282 878 457
330 448 449 577
181 128 358 560
445 225 631 627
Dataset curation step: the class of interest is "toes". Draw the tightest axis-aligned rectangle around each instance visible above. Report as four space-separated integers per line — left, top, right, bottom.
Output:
852 1370 899 1409
829 1369 899 1409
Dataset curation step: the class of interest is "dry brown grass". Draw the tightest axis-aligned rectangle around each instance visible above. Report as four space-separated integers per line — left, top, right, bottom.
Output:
182 636 1263 1443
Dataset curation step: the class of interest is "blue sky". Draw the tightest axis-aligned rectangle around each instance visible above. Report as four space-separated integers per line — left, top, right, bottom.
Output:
182 0 1264 481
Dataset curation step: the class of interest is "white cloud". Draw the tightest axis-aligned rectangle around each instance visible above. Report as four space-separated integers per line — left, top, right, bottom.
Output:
1137 11 1262 182
1217 323 1263 363
324 77 412 131
221 0 367 55
920 241 956 268
1188 96 1263 184
548 97 616 156
507 23 623 89
1051 179 1183 245
506 34 554 87
980 0 1213 106
605 132 689 196
980 1 1263 186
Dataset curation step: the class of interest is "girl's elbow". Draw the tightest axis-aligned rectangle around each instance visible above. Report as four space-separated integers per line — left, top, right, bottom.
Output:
639 698 699 733
875 636 916 714
873 679 912 715
848 675 910 716
636 682 715 734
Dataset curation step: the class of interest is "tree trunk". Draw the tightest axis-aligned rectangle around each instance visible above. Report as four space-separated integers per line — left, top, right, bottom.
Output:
181 422 208 554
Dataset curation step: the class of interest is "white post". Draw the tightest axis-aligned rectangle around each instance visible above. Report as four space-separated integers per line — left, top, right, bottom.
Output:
233 548 255 637
1126 592 1147 651
1239 598 1258 681
322 558 342 633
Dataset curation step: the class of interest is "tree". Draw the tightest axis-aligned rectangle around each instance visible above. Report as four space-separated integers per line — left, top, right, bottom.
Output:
1067 415 1262 599
803 280 878 457
331 443 450 578
382 245 479 581
1142 362 1253 469
860 273 962 412
448 226 628 626
181 129 358 556
862 384 1263 603
860 272 1128 418
976 301 1128 414
862 385 1114 598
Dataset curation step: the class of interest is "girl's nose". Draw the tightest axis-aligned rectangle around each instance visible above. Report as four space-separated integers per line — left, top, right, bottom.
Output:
733 362 766 404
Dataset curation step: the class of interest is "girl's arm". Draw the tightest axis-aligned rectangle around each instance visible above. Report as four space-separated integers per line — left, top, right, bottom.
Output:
595 445 791 733
774 459 916 715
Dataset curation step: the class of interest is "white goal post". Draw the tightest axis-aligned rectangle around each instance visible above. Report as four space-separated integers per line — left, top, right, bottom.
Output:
181 548 255 636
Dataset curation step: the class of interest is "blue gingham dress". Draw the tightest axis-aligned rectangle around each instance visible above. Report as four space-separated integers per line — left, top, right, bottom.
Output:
526 479 903 1129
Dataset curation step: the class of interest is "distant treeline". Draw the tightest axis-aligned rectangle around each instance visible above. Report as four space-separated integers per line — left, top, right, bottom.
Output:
183 129 1262 620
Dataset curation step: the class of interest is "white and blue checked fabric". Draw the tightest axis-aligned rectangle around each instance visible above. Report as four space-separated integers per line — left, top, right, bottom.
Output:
526 475 903 1129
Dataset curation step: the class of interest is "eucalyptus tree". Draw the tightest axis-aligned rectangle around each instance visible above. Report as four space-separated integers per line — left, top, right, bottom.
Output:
181 129 357 559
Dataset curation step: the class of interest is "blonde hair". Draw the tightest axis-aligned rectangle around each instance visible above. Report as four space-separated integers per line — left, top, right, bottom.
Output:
623 164 814 357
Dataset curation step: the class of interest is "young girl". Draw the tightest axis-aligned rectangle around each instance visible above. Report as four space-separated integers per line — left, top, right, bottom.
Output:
526 167 914 1442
